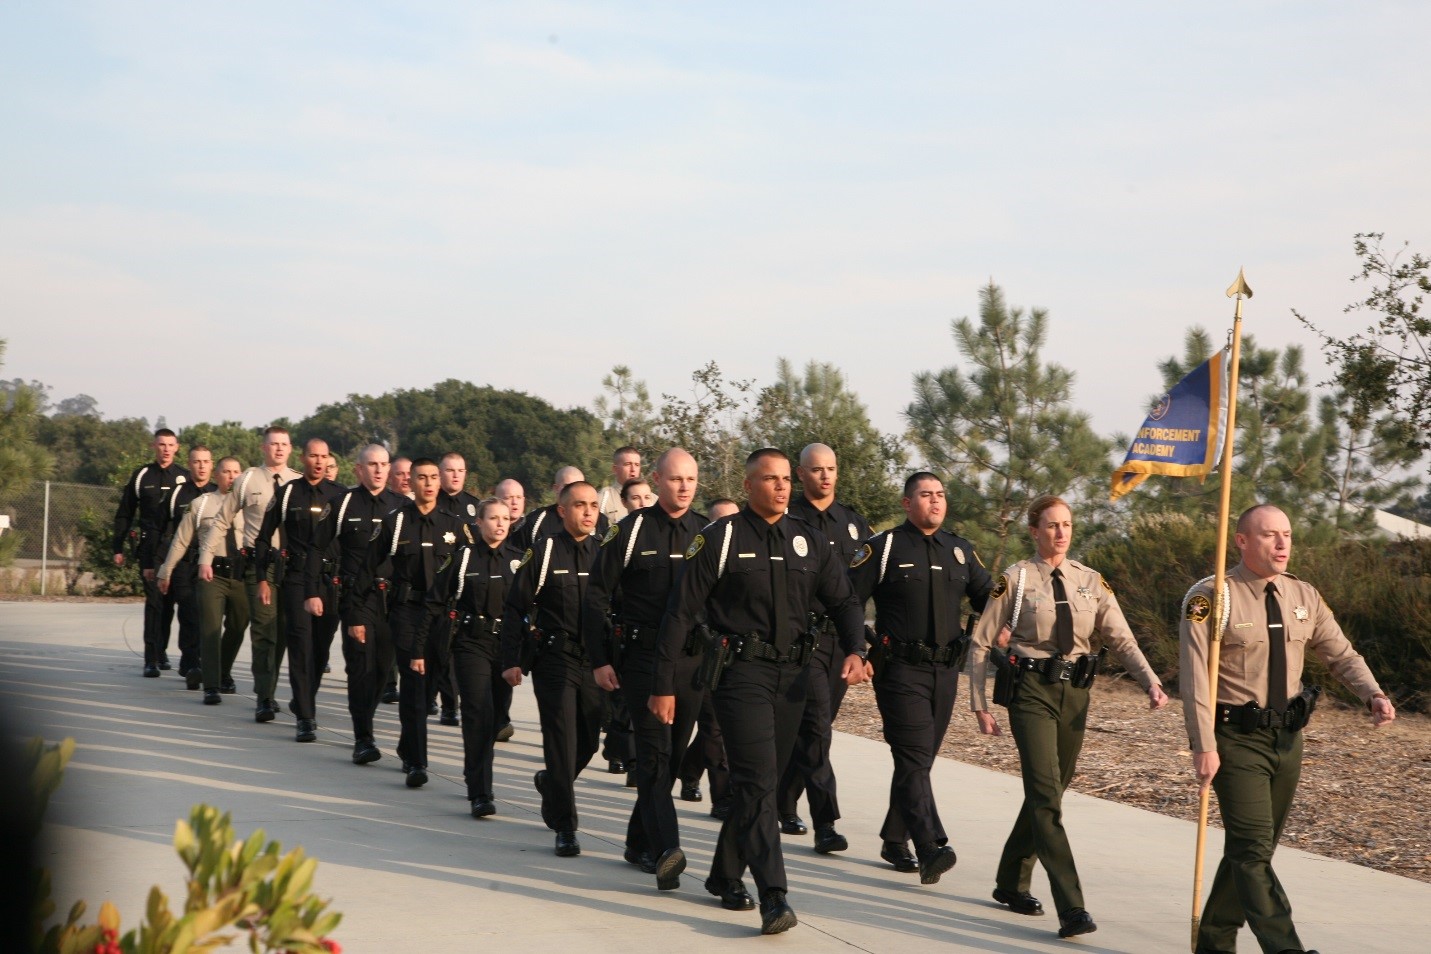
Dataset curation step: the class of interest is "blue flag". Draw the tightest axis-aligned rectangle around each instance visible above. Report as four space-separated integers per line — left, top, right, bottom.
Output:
1110 350 1230 500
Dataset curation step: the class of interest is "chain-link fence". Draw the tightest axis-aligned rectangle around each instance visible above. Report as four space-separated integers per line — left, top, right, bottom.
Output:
0 480 119 595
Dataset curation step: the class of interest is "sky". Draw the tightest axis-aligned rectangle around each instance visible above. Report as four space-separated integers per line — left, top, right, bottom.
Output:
3 1 1428 449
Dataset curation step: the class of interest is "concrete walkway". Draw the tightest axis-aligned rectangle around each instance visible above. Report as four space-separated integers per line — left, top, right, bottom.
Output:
3 602 1423 952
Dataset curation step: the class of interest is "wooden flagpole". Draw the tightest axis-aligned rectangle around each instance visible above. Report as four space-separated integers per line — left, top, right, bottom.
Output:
1190 268 1252 950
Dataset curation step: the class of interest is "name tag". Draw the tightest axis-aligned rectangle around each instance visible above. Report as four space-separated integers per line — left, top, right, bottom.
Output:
1233 622 1253 629
738 552 756 558
930 565 942 570
640 550 658 556
898 563 914 568
420 542 433 547
553 569 568 575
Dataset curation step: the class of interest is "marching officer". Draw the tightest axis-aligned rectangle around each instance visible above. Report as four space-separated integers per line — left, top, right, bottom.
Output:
778 442 871 853
432 452 483 725
491 476 528 742
596 446 642 524
849 472 993 883
967 494 1167 939
583 448 707 891
328 444 407 765
651 448 868 935
113 427 191 677
1181 503 1394 954
450 497 521 817
254 438 346 744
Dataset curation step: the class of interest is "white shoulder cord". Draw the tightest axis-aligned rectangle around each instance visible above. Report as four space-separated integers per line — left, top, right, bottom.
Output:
453 546 472 601
876 531 896 584
1007 565 1028 633
533 537 554 597
623 514 645 569
388 512 405 558
716 520 734 578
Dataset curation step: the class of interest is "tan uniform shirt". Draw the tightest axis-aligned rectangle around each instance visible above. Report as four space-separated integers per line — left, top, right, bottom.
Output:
198 465 300 567
968 554 1161 711
1179 562 1383 753
158 490 240 582
597 484 628 525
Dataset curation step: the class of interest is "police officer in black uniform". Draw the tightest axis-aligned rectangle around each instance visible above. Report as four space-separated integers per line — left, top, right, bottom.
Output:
510 466 610 551
328 444 406 765
451 496 521 817
652 448 869 935
371 458 468 788
500 481 605 857
113 428 192 677
583 448 707 891
434 452 484 726
850 472 993 882
255 438 346 744
778 442 872 852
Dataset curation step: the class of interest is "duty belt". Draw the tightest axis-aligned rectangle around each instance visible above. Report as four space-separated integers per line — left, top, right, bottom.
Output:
1016 650 1104 689
1216 686 1321 733
619 622 661 652
536 629 587 662
211 555 240 578
728 632 813 667
877 634 967 668
459 613 503 637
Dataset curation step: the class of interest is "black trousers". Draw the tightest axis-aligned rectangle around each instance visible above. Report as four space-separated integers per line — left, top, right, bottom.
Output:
874 656 960 848
141 572 177 666
678 688 731 801
710 656 807 896
778 637 847 826
342 593 395 744
451 627 501 800
279 581 340 721
602 688 636 764
531 647 604 832
425 626 457 713
621 648 702 856
493 668 513 727
390 603 443 770
169 561 202 674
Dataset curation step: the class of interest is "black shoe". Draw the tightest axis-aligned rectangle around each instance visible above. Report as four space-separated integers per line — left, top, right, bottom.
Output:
495 721 514 742
352 741 381 765
427 701 439 717
439 707 459 727
679 782 702 802
704 877 756 911
1057 909 1097 938
533 769 549 797
709 798 732 821
655 847 686 891
185 668 202 690
143 664 160 678
916 844 956 885
323 663 331 673
554 830 580 857
624 848 657 873
814 825 848 854
779 813 808 836
405 765 428 788
608 759 625 774
381 685 399 704
992 887 1045 916
880 841 919 873
759 889 798 935
202 689 222 705
220 679 237 694
158 656 172 670
265 698 280 717
255 701 275 723
625 770 638 788
287 699 298 715
295 719 317 743
470 797 496 818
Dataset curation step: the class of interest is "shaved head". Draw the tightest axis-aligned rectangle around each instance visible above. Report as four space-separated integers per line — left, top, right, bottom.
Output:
799 442 835 467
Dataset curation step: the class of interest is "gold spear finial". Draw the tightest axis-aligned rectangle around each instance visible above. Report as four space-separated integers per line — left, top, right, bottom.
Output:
1225 268 1253 299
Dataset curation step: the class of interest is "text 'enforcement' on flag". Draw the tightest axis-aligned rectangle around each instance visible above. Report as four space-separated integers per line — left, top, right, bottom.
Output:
1110 349 1230 500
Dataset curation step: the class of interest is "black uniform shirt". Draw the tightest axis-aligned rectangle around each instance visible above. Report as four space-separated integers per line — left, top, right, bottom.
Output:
438 489 484 527
653 507 864 695
849 520 994 647
373 500 468 605
581 504 708 668
253 477 348 597
328 485 407 627
511 502 609 551
112 461 193 564
457 538 524 622
498 529 600 671
788 495 872 616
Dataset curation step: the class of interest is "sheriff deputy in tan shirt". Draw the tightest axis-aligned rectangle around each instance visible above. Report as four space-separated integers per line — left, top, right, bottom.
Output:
1180 503 1393 954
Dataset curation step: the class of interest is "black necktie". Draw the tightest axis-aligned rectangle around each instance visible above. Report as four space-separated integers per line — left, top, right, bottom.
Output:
1051 567 1075 656
419 516 434 587
484 548 502 618
769 523 790 652
928 535 948 646
1265 582 1288 711
576 539 591 636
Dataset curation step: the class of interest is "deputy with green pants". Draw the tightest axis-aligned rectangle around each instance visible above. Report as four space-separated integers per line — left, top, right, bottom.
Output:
967 494 1167 940
1181 504 1394 954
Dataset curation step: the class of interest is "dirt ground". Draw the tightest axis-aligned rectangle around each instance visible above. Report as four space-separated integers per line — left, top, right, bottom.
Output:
835 675 1431 884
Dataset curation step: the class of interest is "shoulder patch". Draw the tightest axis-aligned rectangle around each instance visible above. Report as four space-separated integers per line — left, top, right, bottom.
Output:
601 524 620 546
518 547 533 568
991 577 1008 600
685 534 705 560
1186 594 1211 623
1100 576 1114 595
850 543 872 569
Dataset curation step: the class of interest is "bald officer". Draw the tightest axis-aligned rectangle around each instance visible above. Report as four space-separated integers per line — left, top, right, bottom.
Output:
1181 503 1394 954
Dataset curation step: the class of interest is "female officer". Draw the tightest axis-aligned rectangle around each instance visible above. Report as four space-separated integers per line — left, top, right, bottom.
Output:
967 495 1168 939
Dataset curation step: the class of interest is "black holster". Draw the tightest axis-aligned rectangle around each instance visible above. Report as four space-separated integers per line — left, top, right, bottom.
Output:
992 650 1022 707
692 625 736 691
1070 647 1107 689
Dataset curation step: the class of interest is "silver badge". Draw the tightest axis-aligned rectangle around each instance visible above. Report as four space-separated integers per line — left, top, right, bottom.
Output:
954 548 966 565
509 559 522 573
442 531 456 545
175 475 186 484
1293 605 1308 621
792 535 809 557
1077 586 1091 599
847 522 858 540
467 503 477 517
